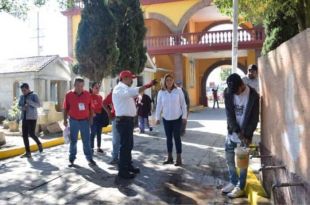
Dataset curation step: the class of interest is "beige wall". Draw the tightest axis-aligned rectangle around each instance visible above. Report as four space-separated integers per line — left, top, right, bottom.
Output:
259 29 310 186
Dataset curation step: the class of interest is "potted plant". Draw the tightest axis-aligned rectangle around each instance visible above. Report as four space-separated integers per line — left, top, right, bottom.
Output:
7 99 20 132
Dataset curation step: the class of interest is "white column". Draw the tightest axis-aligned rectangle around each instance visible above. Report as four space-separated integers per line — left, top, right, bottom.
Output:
232 0 239 73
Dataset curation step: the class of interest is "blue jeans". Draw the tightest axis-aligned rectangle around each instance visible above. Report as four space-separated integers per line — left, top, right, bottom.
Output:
90 114 102 149
138 116 150 132
225 138 248 189
163 116 182 154
111 119 120 160
69 119 93 161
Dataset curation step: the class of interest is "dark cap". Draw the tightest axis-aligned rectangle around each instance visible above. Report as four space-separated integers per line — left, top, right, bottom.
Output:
20 83 29 89
226 73 243 94
248 64 258 71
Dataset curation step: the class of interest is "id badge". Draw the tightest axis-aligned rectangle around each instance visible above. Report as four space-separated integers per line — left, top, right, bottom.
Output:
78 103 86 111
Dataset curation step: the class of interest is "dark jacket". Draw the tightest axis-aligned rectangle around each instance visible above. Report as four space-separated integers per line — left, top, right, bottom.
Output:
181 88 190 110
224 86 259 139
136 94 152 118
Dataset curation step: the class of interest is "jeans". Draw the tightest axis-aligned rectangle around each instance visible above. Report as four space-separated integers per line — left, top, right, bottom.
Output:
22 119 41 153
225 138 248 189
138 116 150 132
69 119 93 161
213 99 219 108
111 119 121 160
90 114 102 149
163 116 182 154
115 117 134 173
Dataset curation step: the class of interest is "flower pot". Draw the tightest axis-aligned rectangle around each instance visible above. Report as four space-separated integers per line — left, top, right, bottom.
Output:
8 121 19 132
3 121 9 129
0 132 5 146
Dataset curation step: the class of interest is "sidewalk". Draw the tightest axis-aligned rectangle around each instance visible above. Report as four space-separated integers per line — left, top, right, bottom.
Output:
0 108 257 204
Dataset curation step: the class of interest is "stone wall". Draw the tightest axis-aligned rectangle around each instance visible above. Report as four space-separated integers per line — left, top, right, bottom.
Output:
259 29 310 204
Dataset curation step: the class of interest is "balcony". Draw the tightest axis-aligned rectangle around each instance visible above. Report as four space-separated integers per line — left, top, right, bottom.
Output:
145 28 265 55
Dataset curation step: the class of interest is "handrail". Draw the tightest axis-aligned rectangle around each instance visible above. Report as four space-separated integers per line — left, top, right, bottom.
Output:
145 28 265 49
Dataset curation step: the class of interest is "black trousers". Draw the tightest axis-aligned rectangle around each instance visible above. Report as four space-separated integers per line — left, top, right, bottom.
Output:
115 117 134 173
163 116 183 154
22 119 41 153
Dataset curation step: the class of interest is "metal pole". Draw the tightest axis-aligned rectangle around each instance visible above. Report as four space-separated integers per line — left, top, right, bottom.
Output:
232 0 238 73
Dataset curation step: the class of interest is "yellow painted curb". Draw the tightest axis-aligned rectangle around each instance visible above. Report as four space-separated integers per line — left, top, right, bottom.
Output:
0 125 112 160
246 168 269 205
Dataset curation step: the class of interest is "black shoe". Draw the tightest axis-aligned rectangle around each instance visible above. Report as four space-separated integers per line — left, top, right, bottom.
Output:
129 166 140 174
38 144 43 153
149 127 153 132
21 152 32 158
69 159 75 167
118 172 136 179
88 159 97 166
109 158 119 165
163 159 174 165
97 148 104 153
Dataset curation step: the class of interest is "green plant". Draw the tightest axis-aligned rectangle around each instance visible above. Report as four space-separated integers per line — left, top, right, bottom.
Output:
7 99 20 122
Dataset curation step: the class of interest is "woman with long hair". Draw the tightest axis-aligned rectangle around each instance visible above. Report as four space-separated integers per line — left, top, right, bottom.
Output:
90 82 104 153
155 74 188 166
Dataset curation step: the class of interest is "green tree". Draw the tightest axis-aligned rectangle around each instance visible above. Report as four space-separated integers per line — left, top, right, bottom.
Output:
214 0 310 31
75 0 119 83
214 0 309 54
110 0 147 76
220 67 232 82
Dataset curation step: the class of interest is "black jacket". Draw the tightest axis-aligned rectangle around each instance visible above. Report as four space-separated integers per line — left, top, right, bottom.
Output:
224 86 259 139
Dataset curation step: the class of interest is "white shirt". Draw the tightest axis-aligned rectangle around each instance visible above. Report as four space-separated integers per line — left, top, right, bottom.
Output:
156 88 187 121
243 76 259 94
227 85 250 143
112 82 139 117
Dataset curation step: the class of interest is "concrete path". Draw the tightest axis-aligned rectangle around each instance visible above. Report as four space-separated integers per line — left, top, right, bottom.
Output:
0 108 249 205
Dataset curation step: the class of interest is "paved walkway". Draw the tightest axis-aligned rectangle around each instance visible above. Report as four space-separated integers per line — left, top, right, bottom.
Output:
0 108 249 204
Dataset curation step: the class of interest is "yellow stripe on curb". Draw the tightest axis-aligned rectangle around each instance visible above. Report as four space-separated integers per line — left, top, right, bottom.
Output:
0 125 112 160
246 168 270 205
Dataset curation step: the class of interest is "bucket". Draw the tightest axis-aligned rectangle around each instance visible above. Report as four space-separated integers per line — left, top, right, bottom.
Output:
235 146 250 169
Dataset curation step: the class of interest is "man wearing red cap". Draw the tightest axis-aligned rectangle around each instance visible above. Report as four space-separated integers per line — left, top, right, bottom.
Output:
113 70 156 179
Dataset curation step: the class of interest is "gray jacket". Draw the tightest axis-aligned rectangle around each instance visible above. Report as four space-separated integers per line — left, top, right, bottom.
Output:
18 92 41 120
224 86 259 140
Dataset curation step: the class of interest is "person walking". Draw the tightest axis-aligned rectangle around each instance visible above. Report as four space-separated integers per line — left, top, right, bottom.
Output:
90 82 106 154
112 70 156 179
103 88 119 165
212 87 220 109
176 81 190 136
221 73 259 198
63 78 96 167
156 74 187 166
242 64 259 94
18 83 43 158
136 91 153 133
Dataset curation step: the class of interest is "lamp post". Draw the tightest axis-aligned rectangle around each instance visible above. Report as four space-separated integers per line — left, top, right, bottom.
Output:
232 0 238 73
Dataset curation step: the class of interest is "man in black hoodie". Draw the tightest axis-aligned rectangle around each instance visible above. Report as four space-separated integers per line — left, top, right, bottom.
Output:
221 73 259 198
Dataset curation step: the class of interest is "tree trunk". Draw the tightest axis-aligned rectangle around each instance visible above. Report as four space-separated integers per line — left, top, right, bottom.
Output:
296 0 307 31
305 0 310 29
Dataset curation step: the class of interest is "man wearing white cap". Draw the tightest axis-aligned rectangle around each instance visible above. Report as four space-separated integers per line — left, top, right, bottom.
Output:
112 70 157 179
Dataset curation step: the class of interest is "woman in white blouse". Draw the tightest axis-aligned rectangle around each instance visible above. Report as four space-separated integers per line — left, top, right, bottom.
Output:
155 74 188 166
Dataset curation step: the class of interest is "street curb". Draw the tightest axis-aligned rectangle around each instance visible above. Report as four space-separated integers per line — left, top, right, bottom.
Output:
246 168 270 205
0 125 112 160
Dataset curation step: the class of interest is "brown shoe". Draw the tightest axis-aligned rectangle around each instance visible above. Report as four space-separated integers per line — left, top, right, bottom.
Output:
175 154 182 166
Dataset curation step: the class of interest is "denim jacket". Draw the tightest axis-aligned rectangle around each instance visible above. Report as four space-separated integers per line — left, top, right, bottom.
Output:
224 86 259 140
18 92 41 120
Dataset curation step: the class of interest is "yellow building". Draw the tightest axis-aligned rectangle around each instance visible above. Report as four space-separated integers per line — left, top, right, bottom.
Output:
63 0 264 106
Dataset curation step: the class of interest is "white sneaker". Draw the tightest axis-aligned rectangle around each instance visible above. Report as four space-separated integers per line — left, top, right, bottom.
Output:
227 187 245 198
221 183 235 194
